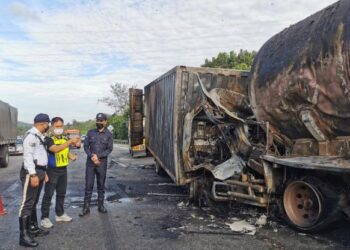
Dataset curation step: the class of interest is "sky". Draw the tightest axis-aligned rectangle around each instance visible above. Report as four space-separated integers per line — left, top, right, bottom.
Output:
0 0 338 123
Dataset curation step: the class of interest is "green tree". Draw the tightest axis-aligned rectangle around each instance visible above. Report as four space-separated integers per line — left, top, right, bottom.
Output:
108 112 128 140
202 49 256 70
17 122 32 136
98 82 135 115
65 119 96 135
98 82 134 139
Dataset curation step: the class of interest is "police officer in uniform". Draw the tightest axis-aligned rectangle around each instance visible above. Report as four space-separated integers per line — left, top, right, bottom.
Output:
80 113 113 217
19 114 50 247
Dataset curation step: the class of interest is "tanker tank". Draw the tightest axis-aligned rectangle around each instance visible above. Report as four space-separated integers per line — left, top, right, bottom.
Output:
249 0 350 142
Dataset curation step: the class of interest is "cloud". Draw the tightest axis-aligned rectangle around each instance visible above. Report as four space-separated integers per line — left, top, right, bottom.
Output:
9 2 42 22
0 0 338 123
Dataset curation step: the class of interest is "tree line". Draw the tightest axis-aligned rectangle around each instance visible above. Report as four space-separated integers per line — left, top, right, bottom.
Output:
202 49 256 70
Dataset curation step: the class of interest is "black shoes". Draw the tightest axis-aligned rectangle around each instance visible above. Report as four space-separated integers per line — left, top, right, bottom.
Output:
29 211 50 237
29 224 50 237
98 200 107 214
19 216 39 247
79 202 90 217
79 200 107 216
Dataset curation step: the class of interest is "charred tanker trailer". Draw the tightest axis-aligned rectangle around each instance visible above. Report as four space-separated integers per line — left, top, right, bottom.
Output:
249 0 350 231
129 0 350 232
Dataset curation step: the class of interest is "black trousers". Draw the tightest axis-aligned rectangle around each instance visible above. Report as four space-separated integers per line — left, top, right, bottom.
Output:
41 167 67 218
84 159 107 203
19 167 45 218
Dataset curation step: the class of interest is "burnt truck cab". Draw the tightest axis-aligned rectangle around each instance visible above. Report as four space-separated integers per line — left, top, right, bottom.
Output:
129 67 272 210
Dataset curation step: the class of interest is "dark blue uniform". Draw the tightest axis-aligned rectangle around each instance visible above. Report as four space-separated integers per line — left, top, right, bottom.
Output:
83 128 113 204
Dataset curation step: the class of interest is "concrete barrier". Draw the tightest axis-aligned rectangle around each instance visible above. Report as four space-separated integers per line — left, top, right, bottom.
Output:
113 139 128 145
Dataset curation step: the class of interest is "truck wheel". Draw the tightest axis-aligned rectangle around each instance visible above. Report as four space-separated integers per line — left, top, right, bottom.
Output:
189 179 200 206
155 161 166 176
283 176 340 232
145 149 152 157
0 146 10 168
189 177 213 208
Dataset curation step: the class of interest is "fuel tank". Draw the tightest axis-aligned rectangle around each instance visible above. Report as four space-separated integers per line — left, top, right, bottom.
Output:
249 0 350 140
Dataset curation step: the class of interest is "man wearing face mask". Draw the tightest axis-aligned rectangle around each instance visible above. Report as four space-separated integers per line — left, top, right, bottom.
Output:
80 113 113 217
19 113 50 247
40 117 80 229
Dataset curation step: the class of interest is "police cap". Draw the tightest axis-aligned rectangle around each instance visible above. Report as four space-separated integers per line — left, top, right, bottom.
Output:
34 113 50 123
96 113 107 121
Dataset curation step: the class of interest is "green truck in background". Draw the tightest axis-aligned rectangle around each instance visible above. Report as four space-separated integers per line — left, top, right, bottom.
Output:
0 100 18 168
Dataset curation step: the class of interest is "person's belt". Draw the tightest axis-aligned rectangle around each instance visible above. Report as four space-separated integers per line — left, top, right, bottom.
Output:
35 165 47 171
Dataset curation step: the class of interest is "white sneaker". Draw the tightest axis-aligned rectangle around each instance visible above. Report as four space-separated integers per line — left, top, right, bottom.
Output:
56 213 73 222
40 218 54 229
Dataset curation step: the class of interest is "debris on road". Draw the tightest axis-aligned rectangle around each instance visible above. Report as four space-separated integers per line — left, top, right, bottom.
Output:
111 160 129 168
225 220 257 235
255 214 267 227
141 164 155 169
177 201 185 208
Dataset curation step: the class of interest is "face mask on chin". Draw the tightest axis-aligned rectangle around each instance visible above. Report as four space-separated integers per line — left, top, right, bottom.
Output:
53 128 64 136
96 123 104 130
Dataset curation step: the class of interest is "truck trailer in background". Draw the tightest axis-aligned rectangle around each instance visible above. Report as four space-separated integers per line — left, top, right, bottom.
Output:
0 100 18 168
128 90 146 157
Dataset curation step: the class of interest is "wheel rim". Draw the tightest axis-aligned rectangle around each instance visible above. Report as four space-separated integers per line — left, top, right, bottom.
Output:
283 180 323 228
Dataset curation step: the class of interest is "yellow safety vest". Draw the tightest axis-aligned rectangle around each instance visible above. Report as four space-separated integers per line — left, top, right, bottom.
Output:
52 136 70 167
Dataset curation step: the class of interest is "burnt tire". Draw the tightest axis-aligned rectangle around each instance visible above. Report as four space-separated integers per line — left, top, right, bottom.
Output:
189 179 200 206
0 146 9 168
282 176 341 233
146 149 152 157
155 161 166 176
189 177 215 208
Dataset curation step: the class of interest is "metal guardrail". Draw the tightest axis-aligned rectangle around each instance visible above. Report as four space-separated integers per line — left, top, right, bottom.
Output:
113 139 128 145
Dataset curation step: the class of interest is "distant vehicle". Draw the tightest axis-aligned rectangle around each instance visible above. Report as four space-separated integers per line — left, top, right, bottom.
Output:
64 129 81 148
0 100 17 168
9 138 24 155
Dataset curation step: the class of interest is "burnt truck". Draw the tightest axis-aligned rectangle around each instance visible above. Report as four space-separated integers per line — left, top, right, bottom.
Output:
129 0 350 232
0 100 18 168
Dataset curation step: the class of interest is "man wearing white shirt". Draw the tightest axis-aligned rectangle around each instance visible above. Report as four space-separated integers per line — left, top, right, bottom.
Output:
19 113 50 247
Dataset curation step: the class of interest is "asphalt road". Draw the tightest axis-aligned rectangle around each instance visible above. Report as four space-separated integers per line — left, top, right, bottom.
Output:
1 145 350 250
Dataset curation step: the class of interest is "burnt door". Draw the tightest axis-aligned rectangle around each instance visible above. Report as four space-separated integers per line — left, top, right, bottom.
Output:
129 88 143 147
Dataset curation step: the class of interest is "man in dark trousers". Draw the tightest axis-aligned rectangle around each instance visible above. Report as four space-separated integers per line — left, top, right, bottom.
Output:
19 113 50 247
40 117 80 229
80 113 113 217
